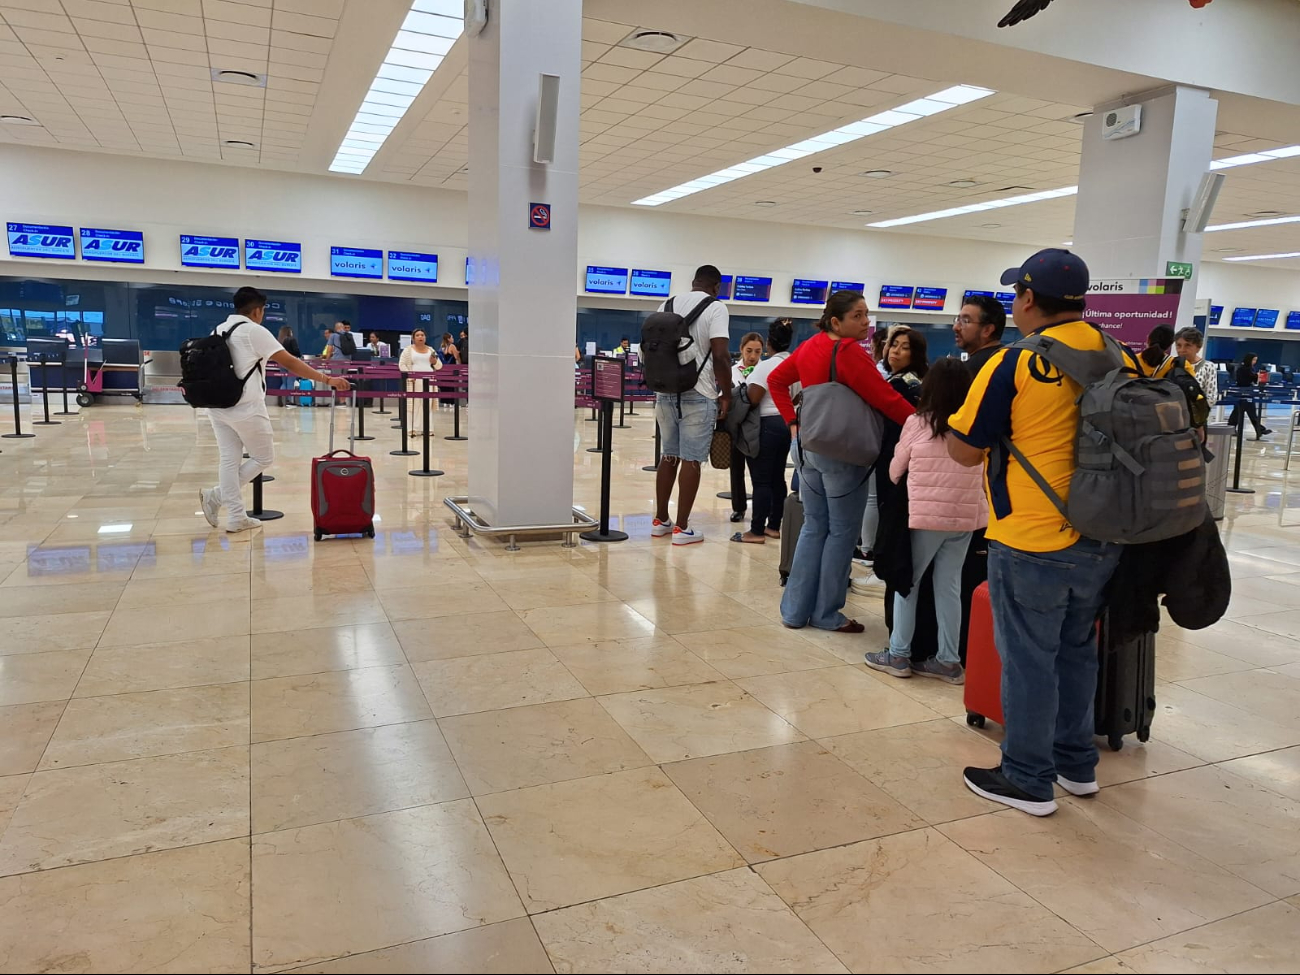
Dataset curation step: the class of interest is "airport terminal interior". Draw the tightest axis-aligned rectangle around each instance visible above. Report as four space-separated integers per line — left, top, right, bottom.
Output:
4 0 1300 972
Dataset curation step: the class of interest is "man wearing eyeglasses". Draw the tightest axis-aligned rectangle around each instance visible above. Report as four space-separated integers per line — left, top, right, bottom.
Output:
954 294 1007 376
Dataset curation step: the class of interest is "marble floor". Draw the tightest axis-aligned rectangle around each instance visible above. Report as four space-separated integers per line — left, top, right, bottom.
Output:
1 399 1299 974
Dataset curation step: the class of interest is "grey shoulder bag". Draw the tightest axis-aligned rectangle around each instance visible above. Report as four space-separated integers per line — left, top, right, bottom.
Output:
796 340 884 468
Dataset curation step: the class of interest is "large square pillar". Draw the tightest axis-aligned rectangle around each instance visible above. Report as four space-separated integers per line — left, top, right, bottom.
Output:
466 0 581 527
1073 86 1219 329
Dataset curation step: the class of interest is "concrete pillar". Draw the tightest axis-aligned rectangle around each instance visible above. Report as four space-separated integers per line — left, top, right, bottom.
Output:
466 0 581 527
1073 85 1219 329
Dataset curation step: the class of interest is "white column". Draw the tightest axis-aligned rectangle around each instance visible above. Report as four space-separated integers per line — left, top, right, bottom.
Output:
1073 85 1219 329
465 0 580 527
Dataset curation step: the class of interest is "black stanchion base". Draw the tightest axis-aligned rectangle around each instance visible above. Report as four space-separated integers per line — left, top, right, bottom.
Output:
717 491 733 500
586 446 603 453
390 449 419 456
53 409 78 416
445 435 468 441
260 475 275 483
33 420 61 426
2 433 35 439
409 469 445 477
642 464 658 472
353 435 376 442
580 528 629 543
249 508 284 521
1226 487 1256 494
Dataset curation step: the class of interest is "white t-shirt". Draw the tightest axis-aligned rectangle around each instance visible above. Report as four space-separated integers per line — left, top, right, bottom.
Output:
212 314 284 418
746 350 790 417
657 291 730 399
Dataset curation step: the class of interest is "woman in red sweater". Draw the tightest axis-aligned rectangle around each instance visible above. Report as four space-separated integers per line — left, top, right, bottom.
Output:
768 291 916 633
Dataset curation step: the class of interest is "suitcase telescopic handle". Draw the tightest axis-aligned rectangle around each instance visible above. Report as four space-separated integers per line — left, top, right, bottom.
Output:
328 383 357 455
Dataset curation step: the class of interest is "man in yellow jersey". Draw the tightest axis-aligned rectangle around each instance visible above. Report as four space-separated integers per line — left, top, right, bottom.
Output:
946 249 1128 817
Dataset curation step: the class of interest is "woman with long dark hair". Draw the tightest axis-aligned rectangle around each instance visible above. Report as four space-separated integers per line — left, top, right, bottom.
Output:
1229 352 1272 439
766 292 915 633
732 320 794 544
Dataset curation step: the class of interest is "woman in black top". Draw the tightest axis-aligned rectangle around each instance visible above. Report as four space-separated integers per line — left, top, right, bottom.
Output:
277 326 300 358
1228 353 1272 440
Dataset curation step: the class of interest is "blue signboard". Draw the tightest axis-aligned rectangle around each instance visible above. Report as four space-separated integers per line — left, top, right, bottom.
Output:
914 286 948 310
733 275 773 302
387 250 438 282
963 289 995 302
1231 307 1258 328
585 266 629 295
330 246 382 279
792 279 829 304
7 222 75 259
180 234 240 269
80 228 144 264
718 274 733 300
1287 311 1300 330
995 291 1016 313
879 285 915 309
1255 308 1280 329
245 239 301 273
630 268 671 297
1210 305 1224 326
830 280 865 294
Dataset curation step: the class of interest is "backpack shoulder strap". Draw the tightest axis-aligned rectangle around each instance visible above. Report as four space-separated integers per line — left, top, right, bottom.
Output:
1012 327 1126 387
828 339 843 384
680 295 715 328
1001 435 1069 520
664 297 675 315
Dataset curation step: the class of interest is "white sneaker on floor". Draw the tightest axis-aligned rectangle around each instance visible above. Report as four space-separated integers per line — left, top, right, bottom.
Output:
672 526 704 545
1056 775 1100 797
851 572 885 595
226 516 263 533
199 488 220 528
650 518 674 537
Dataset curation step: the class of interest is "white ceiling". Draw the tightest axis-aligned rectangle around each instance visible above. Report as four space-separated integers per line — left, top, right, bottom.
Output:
2 0 1300 265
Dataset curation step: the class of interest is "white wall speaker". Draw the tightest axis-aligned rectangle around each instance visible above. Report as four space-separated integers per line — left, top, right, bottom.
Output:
533 73 560 165
1183 171 1225 233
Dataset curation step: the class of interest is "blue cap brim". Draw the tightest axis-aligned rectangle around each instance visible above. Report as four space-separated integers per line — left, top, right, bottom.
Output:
1000 267 1021 286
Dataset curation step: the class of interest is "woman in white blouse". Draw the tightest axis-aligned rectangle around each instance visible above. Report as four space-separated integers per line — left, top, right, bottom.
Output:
398 328 441 434
1174 327 1218 408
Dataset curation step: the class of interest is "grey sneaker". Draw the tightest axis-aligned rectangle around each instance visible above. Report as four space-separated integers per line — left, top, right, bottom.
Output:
912 657 966 685
226 515 263 534
864 649 911 678
199 488 220 528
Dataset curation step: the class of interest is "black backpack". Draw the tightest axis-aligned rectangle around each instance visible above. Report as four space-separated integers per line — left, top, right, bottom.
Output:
178 322 260 409
1164 355 1211 428
338 331 357 356
640 296 716 394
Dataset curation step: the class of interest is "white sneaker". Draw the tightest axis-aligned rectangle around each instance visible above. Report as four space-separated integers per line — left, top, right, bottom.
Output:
226 516 263 534
199 488 220 528
851 572 885 595
672 526 704 545
1056 775 1100 797
650 518 674 538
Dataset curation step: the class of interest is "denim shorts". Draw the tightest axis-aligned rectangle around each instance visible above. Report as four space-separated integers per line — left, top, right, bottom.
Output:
655 390 717 464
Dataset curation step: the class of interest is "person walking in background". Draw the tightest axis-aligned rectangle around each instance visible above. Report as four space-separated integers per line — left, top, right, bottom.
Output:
953 294 1007 376
768 290 915 633
732 320 794 544
399 328 441 435
1175 327 1217 407
729 332 765 524
1228 352 1271 439
199 287 350 533
866 358 985 684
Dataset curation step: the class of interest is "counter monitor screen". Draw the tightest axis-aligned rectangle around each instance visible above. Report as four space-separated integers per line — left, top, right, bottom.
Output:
585 266 629 295
963 289 994 302
913 286 947 310
879 285 915 309
330 246 382 279
1287 311 1300 330
630 269 671 297
244 239 301 273
995 291 1016 313
179 234 240 269
733 275 773 302
1255 308 1280 329
7 223 75 260
791 279 829 304
718 274 733 300
1231 307 1258 328
830 280 865 294
1210 305 1224 325
80 228 144 264
387 250 438 282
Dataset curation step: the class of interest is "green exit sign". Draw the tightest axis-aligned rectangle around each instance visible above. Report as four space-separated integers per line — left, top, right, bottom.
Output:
1166 261 1194 279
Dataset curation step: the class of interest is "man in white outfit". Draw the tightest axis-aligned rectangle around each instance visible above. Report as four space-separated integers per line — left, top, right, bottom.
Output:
200 287 350 533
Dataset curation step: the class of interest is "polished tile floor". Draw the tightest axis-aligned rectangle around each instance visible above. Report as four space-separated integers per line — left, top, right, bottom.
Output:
1 400 1299 973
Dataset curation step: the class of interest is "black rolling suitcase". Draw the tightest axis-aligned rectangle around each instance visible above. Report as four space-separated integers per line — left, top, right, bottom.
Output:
778 492 803 585
1095 615 1156 751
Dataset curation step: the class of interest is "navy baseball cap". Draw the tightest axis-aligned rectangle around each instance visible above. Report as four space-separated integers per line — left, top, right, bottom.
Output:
1000 248 1089 301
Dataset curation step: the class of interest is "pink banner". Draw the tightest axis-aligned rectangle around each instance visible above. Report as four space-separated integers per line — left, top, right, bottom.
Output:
1084 279 1184 345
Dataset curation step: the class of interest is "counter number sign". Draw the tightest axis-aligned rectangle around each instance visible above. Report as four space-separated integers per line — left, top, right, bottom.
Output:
529 202 551 230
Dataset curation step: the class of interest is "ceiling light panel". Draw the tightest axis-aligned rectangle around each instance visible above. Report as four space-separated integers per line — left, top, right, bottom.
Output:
328 0 463 174
631 83 995 206
1205 214 1300 232
1223 251 1300 262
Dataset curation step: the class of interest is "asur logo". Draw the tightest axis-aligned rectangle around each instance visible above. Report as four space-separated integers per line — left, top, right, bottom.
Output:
183 245 237 258
250 250 297 264
12 234 71 248
85 239 141 253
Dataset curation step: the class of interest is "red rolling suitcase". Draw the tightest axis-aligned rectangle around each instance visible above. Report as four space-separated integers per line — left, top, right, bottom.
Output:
312 388 375 540
963 582 1003 729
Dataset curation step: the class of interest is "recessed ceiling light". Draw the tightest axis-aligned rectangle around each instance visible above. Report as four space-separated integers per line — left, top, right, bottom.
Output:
868 185 1079 228
619 29 687 54
1207 214 1300 232
1062 240 1074 246
1213 246 1244 253
850 209 874 215
211 68 266 87
860 170 893 179
0 114 39 125
1223 251 1300 262
1249 210 1286 218
1070 111 1094 122
754 200 777 207
223 140 256 148
948 179 979 188
979 222 1002 228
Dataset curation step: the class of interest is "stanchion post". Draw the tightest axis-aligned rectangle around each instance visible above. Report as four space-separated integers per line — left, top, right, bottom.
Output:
586 403 604 453
390 377 417 456
33 354 59 426
3 356 35 439
1227 395 1255 495
54 350 76 416
446 370 467 441
643 419 661 472
580 398 628 543
248 474 284 520
409 376 443 477
353 373 374 441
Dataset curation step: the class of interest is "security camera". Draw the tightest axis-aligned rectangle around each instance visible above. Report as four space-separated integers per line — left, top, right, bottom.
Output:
812 166 823 173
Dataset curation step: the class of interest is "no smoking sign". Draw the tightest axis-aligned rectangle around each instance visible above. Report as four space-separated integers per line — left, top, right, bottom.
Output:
529 202 551 230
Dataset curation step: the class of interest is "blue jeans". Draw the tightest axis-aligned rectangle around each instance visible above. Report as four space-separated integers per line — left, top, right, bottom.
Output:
781 448 869 630
889 529 972 663
989 538 1121 800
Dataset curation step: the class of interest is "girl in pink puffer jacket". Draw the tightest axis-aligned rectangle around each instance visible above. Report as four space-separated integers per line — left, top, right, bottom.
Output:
865 358 987 684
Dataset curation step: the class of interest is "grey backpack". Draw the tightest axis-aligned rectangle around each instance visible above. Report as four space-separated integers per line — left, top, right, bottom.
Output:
797 340 884 468
1003 327 1206 545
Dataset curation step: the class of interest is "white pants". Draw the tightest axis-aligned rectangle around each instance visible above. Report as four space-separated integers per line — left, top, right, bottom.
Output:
210 408 274 523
